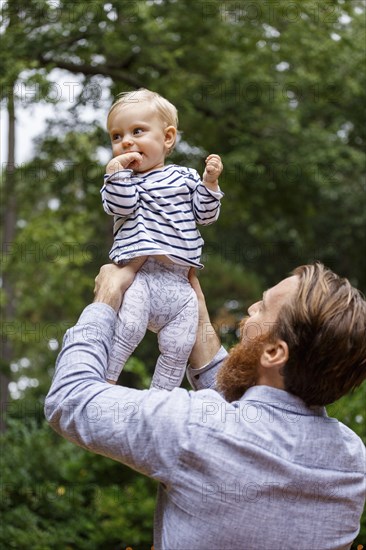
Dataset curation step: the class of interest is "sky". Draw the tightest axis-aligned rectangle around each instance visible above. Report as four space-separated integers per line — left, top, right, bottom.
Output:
1 70 112 165
1 102 56 164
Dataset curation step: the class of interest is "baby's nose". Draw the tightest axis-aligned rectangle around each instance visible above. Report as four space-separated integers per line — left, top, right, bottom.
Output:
122 134 133 148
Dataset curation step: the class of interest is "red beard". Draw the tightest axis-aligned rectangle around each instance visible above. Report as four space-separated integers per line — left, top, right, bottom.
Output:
216 329 269 402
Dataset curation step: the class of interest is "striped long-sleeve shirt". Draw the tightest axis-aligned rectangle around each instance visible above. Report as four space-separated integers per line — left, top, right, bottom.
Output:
101 164 224 268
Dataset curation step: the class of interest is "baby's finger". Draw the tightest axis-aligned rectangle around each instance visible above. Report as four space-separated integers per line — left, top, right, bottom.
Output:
206 159 223 173
124 152 142 167
205 154 221 163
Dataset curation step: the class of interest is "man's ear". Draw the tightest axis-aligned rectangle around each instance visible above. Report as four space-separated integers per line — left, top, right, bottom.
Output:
260 339 289 369
164 126 177 150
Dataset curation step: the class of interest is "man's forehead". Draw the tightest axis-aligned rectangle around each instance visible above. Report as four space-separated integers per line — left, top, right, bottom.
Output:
265 275 299 307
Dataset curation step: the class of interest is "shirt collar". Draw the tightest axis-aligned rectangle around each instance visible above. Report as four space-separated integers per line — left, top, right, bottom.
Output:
240 385 327 417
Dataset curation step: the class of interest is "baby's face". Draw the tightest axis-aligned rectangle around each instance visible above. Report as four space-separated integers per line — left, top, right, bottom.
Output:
108 102 176 173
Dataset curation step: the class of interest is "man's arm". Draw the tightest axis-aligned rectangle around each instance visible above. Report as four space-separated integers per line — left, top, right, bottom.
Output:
44 263 192 482
186 270 228 391
188 269 221 368
44 264 227 480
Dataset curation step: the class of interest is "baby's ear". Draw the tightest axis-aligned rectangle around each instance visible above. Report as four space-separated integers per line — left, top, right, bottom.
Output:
164 126 177 150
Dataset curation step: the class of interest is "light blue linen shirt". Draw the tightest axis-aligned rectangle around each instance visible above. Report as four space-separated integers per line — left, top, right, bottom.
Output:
45 303 366 550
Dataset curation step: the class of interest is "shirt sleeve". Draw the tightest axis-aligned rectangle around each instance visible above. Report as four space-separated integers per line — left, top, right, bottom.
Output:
100 170 139 216
185 168 224 226
186 346 228 390
44 303 192 486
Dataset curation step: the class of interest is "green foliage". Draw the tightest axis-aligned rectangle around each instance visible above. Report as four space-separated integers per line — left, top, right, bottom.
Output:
0 418 155 549
328 376 366 446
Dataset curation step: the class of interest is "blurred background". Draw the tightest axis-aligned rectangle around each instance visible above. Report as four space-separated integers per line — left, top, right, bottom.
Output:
1 0 365 547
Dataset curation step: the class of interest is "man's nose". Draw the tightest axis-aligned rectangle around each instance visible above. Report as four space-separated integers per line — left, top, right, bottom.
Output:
247 302 258 316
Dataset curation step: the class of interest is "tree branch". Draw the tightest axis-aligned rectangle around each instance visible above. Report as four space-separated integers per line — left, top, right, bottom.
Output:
38 55 144 88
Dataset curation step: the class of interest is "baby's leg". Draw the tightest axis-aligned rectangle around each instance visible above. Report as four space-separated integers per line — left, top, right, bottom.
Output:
151 282 198 390
106 272 149 383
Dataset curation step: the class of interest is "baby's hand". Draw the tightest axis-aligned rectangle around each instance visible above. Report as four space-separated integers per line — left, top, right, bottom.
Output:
106 152 142 174
203 154 223 187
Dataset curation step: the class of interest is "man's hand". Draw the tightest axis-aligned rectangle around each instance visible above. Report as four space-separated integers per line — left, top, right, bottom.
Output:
188 269 221 369
93 262 141 312
106 152 143 174
202 154 223 191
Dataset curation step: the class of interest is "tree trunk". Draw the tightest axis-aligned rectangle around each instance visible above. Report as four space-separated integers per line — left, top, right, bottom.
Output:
1 82 16 432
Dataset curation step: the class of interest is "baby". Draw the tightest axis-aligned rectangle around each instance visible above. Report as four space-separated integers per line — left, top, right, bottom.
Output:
101 88 223 389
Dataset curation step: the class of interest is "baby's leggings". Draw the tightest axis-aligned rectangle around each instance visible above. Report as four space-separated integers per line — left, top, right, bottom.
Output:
106 257 199 390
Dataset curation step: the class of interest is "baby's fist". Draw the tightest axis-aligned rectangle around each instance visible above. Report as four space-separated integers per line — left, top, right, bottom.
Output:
203 154 223 187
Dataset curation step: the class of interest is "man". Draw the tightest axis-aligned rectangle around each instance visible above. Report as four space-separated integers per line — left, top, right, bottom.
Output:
45 262 366 550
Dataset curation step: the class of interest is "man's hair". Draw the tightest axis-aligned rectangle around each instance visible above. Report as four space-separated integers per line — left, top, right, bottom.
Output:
275 263 366 406
108 88 178 131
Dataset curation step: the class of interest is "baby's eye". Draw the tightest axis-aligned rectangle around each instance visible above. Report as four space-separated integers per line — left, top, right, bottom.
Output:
133 127 144 135
111 133 121 141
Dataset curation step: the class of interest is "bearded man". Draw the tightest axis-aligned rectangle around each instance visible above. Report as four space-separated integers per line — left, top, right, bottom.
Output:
45 262 366 550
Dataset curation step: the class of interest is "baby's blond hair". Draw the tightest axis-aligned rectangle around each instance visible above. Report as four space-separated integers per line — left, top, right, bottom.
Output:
108 88 178 130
